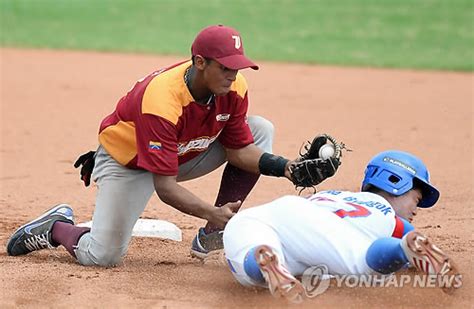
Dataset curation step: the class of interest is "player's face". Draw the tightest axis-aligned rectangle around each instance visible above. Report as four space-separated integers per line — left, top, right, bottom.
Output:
202 59 238 96
391 188 422 222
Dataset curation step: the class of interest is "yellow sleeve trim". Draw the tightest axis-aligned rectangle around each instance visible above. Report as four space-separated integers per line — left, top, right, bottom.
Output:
98 121 137 165
142 61 193 125
230 72 248 98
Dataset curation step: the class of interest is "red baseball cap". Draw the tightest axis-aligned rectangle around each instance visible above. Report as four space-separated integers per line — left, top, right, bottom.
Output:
191 25 259 70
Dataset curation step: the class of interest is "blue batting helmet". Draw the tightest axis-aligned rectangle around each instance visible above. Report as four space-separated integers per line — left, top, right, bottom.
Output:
362 150 439 208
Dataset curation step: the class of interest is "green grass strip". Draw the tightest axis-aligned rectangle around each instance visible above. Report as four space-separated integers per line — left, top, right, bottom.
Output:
1 0 473 71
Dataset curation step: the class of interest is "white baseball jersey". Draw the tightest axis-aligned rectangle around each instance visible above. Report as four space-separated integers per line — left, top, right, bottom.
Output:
306 190 404 240
223 190 405 286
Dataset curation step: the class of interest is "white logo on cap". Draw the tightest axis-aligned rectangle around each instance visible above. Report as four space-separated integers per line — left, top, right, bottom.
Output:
232 35 241 49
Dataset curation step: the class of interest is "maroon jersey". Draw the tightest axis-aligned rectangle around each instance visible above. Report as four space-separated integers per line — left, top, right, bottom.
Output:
98 61 254 175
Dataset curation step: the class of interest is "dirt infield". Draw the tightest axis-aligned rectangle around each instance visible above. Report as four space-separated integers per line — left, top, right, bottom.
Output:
0 48 472 308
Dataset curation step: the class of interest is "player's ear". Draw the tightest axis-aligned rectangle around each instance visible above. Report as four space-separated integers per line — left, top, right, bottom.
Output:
194 55 208 71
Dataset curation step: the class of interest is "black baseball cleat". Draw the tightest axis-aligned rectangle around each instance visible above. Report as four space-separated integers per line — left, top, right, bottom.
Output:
6 204 74 256
190 227 224 259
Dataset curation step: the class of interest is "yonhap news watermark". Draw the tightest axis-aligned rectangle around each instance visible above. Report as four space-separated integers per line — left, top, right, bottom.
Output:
301 264 462 297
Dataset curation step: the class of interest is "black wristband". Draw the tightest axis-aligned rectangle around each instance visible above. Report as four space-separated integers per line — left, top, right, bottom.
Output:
258 153 290 177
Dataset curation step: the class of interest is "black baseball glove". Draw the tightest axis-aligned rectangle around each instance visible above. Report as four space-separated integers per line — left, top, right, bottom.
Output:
289 134 346 189
74 150 96 187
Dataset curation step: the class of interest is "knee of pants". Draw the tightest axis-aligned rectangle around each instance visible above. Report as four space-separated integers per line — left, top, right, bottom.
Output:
77 248 126 267
247 115 274 153
91 248 126 267
75 235 128 267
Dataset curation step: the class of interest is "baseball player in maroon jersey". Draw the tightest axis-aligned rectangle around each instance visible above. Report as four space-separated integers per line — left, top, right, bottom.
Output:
7 25 337 266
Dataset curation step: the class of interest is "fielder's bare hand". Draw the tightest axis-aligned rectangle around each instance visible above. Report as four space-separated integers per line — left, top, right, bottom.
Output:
206 201 241 229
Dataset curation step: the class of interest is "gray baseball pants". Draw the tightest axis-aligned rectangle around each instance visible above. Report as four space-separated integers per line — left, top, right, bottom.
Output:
74 115 274 266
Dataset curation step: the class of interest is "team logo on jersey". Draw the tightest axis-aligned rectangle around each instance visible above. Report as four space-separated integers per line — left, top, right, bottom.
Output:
149 141 162 150
177 131 222 155
216 113 230 122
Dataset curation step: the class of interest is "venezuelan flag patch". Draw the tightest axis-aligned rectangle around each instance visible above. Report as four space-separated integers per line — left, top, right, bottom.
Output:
149 141 162 150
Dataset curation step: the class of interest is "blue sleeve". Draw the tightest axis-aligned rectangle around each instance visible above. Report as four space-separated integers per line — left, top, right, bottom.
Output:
400 217 415 236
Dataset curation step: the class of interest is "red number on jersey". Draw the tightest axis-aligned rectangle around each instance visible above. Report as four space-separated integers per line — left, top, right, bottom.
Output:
334 203 371 218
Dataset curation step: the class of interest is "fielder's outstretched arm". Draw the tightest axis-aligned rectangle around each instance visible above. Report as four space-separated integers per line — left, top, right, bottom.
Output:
153 174 240 229
225 144 292 179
